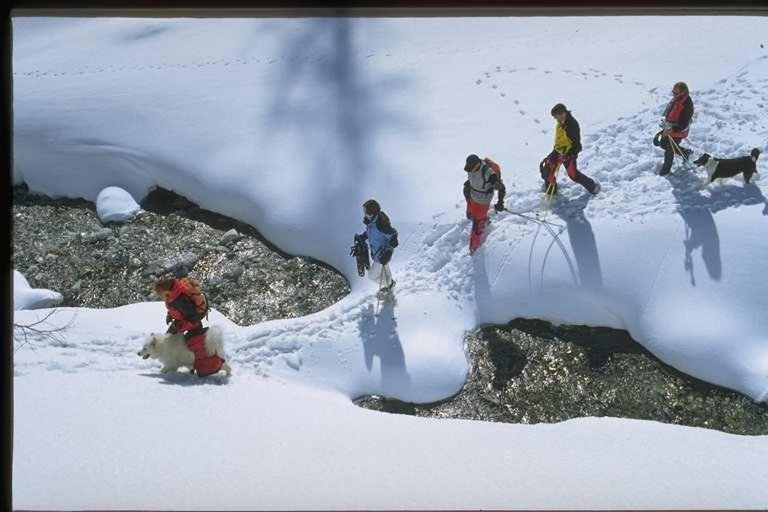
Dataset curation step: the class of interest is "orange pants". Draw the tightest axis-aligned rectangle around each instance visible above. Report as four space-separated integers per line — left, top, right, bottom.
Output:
466 199 491 254
185 331 225 377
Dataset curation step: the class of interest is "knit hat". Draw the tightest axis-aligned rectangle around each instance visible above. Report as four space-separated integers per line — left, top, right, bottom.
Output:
464 154 481 172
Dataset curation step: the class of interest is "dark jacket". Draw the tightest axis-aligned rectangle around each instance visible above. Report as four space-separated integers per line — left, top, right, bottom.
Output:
562 114 582 156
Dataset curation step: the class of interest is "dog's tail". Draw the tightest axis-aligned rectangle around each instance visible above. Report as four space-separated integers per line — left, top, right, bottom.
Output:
204 325 226 358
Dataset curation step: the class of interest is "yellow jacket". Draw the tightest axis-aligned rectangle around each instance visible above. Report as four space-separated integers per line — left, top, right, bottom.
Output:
554 122 572 155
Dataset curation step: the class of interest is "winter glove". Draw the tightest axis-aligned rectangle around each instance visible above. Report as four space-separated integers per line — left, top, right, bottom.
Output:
494 201 505 213
389 233 399 248
350 244 359 257
166 320 180 334
379 248 393 266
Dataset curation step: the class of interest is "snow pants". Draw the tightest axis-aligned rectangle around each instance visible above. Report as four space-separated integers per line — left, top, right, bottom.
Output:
540 150 596 193
185 329 225 377
653 130 686 175
466 199 490 254
368 261 393 289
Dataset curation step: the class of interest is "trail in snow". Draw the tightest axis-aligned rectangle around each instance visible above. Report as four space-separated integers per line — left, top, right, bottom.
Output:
13 45 768 402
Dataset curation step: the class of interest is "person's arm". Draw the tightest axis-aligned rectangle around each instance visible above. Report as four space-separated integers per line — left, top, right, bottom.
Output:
463 180 471 201
566 118 582 156
376 214 399 264
488 173 506 209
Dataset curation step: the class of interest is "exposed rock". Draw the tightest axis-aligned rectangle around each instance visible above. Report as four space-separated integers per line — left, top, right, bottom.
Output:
221 228 241 245
356 319 768 435
82 228 113 243
13 184 349 327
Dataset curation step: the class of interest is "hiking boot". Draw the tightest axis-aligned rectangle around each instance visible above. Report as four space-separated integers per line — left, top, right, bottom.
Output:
590 181 601 195
658 165 671 176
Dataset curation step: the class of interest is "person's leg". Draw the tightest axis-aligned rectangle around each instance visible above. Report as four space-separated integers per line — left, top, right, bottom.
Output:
368 261 383 284
467 200 491 254
659 136 674 175
545 151 560 187
381 264 393 289
564 156 597 193
669 136 691 160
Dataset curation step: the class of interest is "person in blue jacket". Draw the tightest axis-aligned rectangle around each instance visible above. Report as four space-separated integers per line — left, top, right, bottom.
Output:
357 199 398 294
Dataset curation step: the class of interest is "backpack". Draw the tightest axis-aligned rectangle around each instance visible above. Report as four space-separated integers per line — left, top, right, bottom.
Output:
178 277 209 321
480 157 502 189
483 157 502 177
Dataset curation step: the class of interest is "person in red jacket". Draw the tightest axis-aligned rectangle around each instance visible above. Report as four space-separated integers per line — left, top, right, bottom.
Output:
154 276 225 377
653 81 694 176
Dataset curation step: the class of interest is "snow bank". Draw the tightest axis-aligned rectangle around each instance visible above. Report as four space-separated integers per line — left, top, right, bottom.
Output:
13 270 63 311
95 185 141 223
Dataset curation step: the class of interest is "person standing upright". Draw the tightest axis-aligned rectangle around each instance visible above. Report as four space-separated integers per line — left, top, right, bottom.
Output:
463 154 506 255
540 103 600 195
355 199 398 297
653 81 694 176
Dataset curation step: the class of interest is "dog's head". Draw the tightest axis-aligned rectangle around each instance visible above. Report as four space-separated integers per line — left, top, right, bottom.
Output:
137 335 161 360
692 153 711 166
751 148 761 161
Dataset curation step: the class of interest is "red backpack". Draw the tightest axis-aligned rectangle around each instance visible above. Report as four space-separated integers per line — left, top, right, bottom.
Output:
484 157 502 177
178 277 209 321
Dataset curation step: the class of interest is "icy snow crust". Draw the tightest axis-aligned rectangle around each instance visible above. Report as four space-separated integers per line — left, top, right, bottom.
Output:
11 16 768 508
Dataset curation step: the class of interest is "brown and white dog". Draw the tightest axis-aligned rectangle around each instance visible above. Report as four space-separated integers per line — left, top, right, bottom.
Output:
693 148 761 186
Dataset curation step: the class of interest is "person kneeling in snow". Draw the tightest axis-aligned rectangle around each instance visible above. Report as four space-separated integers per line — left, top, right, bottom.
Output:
154 276 225 377
463 154 506 255
356 199 398 295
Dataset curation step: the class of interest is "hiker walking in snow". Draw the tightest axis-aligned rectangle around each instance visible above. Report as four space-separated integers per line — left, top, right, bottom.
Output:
653 81 694 176
540 103 600 195
154 276 225 377
355 199 399 295
463 154 506 255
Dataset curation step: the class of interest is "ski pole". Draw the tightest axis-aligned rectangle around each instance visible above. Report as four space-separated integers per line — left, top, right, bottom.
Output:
502 207 563 229
375 264 385 314
544 162 561 197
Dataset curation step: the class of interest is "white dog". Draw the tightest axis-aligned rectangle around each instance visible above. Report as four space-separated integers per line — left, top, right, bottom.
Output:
137 325 231 376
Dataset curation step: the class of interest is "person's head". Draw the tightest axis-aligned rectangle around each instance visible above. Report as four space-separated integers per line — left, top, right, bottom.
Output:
672 81 689 97
551 103 568 123
363 199 381 219
153 277 175 300
464 154 481 172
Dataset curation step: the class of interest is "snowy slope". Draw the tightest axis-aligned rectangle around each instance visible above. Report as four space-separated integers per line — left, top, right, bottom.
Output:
12 16 768 509
14 368 768 510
